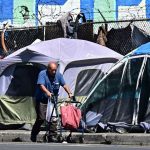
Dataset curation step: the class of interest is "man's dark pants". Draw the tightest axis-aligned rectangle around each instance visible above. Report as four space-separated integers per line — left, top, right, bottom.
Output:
31 101 57 142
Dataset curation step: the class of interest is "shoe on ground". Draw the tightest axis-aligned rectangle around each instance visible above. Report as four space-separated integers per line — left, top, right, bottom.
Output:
30 135 37 142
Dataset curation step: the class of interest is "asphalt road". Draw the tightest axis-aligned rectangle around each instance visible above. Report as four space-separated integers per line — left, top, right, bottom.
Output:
0 143 150 150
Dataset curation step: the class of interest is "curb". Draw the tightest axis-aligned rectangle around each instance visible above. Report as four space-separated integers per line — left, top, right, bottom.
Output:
0 131 150 145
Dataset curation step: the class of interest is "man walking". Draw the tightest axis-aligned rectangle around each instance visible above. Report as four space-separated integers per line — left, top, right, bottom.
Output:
31 62 72 142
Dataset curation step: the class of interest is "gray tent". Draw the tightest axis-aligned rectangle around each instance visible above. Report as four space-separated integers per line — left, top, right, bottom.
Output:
0 38 122 128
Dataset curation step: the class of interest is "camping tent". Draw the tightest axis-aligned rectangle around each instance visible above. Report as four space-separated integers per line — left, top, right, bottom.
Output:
0 38 122 128
82 42 150 132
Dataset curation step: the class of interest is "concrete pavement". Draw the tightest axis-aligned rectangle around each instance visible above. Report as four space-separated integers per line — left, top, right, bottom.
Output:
0 143 150 150
0 130 150 145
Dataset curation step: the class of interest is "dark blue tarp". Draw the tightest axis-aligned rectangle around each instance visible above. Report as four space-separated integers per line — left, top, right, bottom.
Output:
106 25 150 55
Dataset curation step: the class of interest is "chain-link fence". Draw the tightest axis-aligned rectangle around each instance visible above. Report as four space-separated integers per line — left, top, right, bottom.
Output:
93 19 150 55
0 19 150 57
0 26 44 56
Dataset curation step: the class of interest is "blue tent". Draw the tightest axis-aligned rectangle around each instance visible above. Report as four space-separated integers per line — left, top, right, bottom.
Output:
132 42 150 55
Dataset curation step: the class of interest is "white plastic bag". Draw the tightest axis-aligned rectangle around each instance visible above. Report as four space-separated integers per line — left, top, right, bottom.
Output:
46 98 56 122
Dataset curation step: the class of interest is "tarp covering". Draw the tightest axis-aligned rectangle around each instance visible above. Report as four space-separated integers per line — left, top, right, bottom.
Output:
106 25 132 55
106 25 150 55
82 42 150 132
0 96 36 124
132 26 150 50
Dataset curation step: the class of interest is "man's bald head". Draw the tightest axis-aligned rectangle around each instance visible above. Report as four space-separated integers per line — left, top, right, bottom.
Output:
48 62 58 69
47 62 58 76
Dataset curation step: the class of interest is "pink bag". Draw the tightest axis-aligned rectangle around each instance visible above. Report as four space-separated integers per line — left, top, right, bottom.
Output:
60 104 82 130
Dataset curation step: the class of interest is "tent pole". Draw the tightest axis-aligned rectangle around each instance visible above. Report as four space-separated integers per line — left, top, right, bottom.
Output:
44 26 45 41
132 56 147 125
111 60 128 120
81 60 125 108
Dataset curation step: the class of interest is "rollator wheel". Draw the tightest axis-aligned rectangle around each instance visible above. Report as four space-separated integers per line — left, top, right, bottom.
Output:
66 135 73 143
57 135 64 143
43 134 48 143
79 136 84 143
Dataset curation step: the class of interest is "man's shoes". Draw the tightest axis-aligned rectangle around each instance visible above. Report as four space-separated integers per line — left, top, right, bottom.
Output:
30 135 37 142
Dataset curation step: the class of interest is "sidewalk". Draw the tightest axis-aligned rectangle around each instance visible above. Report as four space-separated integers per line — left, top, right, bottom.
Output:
0 130 150 145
